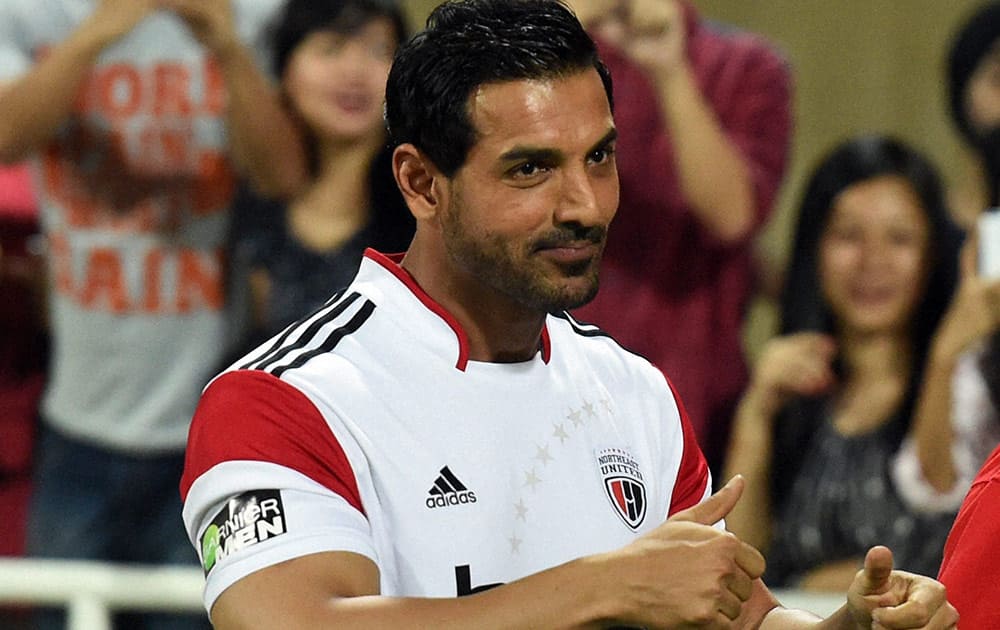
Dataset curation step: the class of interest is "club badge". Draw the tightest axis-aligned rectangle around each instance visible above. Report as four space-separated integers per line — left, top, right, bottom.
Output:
596 447 646 530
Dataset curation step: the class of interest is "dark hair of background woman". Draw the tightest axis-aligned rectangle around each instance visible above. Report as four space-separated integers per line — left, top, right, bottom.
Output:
265 0 413 254
771 134 963 502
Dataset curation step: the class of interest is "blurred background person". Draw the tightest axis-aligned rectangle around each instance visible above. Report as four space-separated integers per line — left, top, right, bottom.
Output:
0 160 41 630
890 234 1000 515
0 1 305 628
947 1 1000 224
565 0 792 480
890 1 1000 516
227 0 414 355
724 135 963 591
0 160 40 560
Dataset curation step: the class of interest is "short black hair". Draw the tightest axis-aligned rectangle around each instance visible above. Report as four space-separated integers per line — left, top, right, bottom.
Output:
384 0 613 177
270 0 409 78
771 134 962 504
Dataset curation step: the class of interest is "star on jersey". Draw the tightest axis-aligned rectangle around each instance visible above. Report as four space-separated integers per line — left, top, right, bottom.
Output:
534 444 553 466
508 534 522 554
523 468 542 491
514 498 529 521
508 398 617 555
566 408 584 427
552 423 570 444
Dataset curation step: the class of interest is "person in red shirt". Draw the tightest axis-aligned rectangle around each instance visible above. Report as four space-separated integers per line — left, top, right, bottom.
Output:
938 441 1000 628
567 0 793 477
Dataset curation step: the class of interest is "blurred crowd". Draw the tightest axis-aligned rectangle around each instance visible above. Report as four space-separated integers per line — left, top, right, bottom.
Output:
1 0 1000 628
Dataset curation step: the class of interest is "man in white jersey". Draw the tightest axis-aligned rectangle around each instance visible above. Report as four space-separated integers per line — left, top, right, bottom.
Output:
0 1 305 628
181 1 957 627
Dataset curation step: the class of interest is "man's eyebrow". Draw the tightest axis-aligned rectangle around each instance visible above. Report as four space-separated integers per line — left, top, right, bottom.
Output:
498 128 618 165
498 146 563 164
589 128 618 152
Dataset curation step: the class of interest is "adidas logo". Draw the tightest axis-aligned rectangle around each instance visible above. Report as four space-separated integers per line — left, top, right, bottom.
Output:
426 466 478 509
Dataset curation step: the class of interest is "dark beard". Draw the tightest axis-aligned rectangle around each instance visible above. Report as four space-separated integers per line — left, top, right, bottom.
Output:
444 222 605 313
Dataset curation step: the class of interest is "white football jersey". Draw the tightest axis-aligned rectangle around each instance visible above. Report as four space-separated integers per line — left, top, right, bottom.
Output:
181 250 711 612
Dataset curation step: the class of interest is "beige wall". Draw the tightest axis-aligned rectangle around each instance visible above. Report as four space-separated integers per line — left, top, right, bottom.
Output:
399 0 987 348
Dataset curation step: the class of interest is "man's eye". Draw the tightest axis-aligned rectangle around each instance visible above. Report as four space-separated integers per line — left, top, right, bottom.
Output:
590 147 615 164
513 163 541 177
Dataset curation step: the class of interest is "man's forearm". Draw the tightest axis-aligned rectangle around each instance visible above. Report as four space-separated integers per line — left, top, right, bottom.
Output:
214 552 618 630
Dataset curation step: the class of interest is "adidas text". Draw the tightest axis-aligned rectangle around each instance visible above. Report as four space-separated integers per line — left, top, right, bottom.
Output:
426 491 477 509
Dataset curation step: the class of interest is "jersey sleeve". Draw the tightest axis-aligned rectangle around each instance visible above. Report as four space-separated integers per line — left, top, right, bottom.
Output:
662 376 712 519
938 448 1000 628
180 370 375 613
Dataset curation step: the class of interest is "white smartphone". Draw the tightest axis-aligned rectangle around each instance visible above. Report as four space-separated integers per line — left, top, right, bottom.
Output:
979 209 1000 278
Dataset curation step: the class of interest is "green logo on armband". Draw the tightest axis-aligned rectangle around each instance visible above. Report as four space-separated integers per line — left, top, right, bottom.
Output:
200 490 287 575
201 524 221 573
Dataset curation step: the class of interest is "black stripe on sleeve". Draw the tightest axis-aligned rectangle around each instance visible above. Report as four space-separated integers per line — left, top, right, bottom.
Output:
270 299 376 378
244 291 361 372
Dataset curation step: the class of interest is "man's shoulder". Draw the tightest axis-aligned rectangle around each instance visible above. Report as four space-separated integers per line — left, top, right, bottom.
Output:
548 311 670 386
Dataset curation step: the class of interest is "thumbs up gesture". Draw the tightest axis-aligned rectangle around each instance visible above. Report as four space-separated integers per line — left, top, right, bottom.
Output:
602 476 766 628
846 546 958 629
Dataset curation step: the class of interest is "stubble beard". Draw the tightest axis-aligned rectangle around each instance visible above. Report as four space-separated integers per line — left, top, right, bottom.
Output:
442 218 603 313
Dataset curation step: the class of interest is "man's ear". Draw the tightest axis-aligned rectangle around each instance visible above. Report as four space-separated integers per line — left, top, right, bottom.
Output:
393 144 446 221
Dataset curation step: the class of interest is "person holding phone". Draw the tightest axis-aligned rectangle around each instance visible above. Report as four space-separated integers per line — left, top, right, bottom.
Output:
888 0 1000 517
724 135 964 591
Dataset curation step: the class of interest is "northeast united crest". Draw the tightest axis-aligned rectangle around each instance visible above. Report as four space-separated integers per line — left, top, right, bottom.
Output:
596 447 646 530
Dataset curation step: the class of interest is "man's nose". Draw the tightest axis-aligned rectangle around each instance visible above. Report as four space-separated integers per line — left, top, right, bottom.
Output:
555 169 603 226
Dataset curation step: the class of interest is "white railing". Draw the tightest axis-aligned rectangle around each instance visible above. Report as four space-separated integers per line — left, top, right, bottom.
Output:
0 558 205 630
0 557 847 630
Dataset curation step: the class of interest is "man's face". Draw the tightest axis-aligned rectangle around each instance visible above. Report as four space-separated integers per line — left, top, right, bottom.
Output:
438 69 619 313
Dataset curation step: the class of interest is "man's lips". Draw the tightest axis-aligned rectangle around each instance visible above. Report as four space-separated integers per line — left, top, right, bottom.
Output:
535 241 602 264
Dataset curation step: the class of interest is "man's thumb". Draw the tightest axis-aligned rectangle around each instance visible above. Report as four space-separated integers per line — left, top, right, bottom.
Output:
858 546 894 594
669 475 744 525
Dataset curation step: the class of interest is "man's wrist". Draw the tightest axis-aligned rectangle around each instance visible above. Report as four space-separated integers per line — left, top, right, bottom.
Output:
567 554 626 625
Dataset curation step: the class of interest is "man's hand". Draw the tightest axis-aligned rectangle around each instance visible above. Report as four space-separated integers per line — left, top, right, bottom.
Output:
847 546 958 629
158 0 239 58
605 476 765 628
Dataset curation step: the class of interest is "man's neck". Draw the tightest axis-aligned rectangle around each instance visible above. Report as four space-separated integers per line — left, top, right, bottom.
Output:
401 247 547 363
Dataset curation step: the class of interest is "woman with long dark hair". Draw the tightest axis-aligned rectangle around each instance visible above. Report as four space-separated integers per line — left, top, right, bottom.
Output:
724 134 963 589
230 0 414 346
